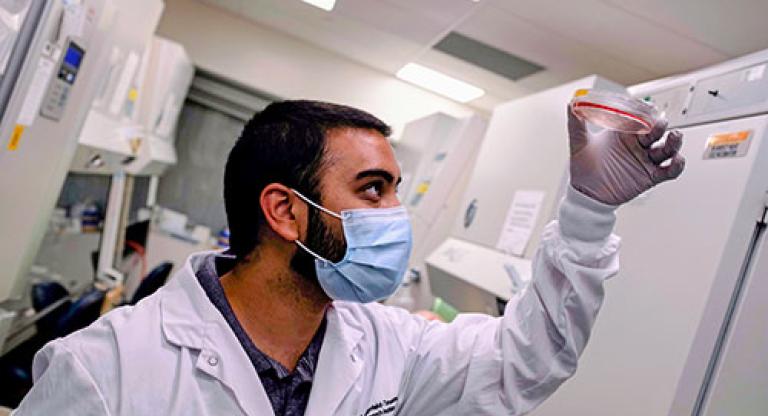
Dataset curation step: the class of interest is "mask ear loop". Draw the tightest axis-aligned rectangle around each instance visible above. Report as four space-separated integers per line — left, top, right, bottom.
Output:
291 188 342 219
294 240 329 264
290 188 340 264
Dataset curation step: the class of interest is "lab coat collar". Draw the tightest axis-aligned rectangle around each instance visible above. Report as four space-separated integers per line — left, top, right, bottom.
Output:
160 251 366 416
305 304 365 415
159 251 218 349
160 251 274 415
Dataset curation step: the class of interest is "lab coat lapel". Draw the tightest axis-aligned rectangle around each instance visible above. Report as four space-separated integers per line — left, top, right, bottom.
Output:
305 305 364 416
160 258 275 416
198 321 276 416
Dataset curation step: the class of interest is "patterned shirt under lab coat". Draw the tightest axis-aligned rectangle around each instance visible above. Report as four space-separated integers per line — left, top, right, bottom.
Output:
196 254 326 415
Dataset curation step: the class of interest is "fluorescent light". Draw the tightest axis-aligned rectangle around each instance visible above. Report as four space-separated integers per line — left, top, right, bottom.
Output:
396 63 484 103
301 0 336 11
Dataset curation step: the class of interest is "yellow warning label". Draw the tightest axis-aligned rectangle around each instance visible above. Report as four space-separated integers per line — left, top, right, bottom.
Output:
707 130 752 146
7 124 25 151
129 137 142 155
704 130 753 160
128 88 139 102
706 130 751 147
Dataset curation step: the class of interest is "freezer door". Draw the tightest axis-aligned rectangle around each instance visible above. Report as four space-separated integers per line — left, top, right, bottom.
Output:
700 219 768 416
531 114 768 416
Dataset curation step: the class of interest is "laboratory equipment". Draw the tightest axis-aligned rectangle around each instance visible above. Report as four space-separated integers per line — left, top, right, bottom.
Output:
530 49 768 416
392 112 487 309
70 0 165 175
570 88 661 134
425 75 624 316
70 0 166 288
0 0 166 354
0 0 117 308
126 36 194 176
103 36 194 293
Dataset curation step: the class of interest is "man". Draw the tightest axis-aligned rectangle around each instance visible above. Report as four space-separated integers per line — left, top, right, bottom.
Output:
14 100 684 415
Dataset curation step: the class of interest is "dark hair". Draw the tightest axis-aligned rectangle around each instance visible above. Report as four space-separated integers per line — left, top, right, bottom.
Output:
224 100 391 260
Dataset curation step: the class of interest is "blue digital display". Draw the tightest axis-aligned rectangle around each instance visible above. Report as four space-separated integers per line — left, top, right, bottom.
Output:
58 42 85 84
63 44 84 69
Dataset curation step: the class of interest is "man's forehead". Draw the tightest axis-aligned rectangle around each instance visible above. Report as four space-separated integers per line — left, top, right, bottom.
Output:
324 128 400 178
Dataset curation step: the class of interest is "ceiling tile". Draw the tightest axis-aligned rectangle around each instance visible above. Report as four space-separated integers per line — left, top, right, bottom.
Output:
236 0 426 72
606 0 768 57
197 0 242 13
486 0 728 75
455 3 656 85
382 0 480 29
335 0 450 45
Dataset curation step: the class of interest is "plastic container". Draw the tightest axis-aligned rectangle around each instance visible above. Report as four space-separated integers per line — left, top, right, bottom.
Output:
570 89 661 134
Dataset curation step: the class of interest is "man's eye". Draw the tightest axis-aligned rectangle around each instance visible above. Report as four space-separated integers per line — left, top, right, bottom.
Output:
363 183 383 198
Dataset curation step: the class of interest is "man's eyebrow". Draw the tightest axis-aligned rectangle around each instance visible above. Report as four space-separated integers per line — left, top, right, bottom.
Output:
355 169 401 184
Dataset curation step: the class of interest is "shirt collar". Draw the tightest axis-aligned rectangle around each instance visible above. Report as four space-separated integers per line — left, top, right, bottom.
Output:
159 252 366 415
176 252 327 382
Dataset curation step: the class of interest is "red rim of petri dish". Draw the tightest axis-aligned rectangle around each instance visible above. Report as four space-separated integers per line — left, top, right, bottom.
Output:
573 101 653 132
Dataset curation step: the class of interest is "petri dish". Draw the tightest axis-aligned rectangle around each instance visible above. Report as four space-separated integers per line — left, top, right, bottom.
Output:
570 89 661 134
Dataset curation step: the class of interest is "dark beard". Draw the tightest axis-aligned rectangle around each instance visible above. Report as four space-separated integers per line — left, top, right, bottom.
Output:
290 205 347 284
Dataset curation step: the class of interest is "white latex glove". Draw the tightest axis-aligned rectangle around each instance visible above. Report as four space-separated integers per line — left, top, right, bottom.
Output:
568 105 686 205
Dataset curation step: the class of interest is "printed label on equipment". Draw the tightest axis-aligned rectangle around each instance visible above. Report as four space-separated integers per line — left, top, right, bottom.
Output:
7 124 25 151
703 130 752 160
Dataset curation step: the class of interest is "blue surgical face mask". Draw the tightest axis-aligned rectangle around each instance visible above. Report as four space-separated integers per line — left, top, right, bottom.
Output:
292 189 412 303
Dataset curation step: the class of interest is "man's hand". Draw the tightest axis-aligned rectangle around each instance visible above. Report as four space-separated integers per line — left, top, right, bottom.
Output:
568 104 686 206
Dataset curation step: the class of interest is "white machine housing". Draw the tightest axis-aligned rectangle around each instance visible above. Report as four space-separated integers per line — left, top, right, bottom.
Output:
393 112 487 309
93 37 193 284
531 50 768 416
125 36 194 176
69 0 165 175
0 0 117 304
426 75 624 315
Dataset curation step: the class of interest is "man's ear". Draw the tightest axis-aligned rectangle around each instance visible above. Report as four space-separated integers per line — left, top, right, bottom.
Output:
259 183 305 242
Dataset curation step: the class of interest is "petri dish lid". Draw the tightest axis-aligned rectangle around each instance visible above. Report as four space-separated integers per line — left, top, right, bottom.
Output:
571 89 661 134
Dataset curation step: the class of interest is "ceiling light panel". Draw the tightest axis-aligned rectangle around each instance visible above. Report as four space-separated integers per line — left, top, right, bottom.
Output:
397 63 485 103
301 0 335 11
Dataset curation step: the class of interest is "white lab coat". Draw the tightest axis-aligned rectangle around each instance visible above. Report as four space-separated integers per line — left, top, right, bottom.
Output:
13 188 620 415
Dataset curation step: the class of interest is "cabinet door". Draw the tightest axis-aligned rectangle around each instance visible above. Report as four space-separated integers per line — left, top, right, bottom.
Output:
702 223 768 416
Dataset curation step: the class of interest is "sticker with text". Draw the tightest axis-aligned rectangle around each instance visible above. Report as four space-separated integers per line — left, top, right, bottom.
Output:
360 396 398 416
703 130 752 160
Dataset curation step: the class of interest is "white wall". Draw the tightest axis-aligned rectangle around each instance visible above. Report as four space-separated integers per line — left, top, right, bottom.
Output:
157 0 478 136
